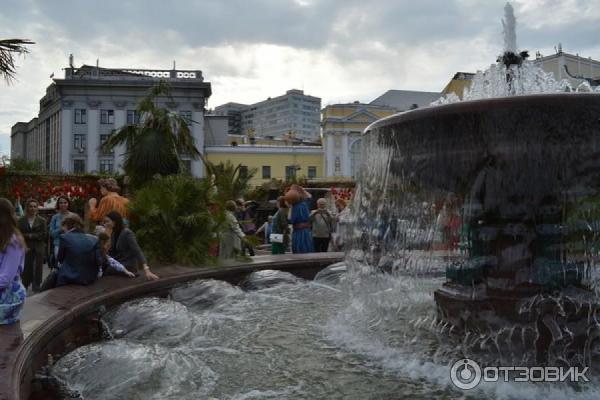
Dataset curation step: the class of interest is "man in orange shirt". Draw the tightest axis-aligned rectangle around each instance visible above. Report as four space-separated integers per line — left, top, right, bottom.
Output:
89 178 129 226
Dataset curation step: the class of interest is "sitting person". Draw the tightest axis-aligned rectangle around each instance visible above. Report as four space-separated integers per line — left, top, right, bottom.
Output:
97 232 135 278
0 198 26 325
55 215 103 287
103 211 159 281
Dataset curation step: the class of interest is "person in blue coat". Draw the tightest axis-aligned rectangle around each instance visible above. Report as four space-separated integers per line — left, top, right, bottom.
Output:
288 185 314 254
55 214 103 287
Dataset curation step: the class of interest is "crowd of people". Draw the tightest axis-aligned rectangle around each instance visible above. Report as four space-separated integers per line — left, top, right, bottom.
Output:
219 184 351 260
0 179 352 326
0 178 159 326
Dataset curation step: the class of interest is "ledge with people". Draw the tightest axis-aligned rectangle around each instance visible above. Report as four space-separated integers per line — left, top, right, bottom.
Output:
0 177 160 328
1 177 351 328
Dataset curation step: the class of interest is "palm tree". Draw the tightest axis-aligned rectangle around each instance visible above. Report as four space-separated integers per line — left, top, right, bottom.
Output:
101 81 201 188
0 39 34 82
204 159 257 203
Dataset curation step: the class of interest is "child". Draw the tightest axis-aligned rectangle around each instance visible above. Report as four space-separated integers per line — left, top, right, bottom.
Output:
97 232 135 278
256 216 273 244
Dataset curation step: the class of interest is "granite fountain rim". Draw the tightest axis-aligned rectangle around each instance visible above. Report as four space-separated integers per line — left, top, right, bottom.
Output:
365 92 600 134
0 252 344 400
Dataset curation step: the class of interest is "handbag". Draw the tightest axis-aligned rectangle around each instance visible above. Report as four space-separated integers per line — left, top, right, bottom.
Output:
269 233 284 243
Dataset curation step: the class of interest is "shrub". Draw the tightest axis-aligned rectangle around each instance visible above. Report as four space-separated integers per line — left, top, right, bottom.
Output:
129 175 219 266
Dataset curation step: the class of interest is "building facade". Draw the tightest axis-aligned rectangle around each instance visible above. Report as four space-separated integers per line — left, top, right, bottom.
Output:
213 102 247 136
534 48 600 88
216 89 321 141
205 145 324 187
322 102 396 179
11 64 212 177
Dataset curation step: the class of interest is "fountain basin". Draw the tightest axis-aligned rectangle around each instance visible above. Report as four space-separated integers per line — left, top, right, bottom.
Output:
0 254 343 400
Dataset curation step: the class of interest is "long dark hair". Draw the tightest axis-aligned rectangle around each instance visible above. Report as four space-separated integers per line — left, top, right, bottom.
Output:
0 197 25 251
55 195 71 211
106 211 124 243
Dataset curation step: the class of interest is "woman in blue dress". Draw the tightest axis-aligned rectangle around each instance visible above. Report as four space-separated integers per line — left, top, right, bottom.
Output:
288 185 314 253
0 198 26 325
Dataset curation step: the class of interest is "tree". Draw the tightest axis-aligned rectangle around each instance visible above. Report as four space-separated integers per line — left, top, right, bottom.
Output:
0 39 34 82
101 81 200 188
128 175 216 265
203 159 257 203
6 157 42 172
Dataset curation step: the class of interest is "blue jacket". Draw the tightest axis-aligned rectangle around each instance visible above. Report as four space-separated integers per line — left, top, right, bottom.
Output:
56 230 102 286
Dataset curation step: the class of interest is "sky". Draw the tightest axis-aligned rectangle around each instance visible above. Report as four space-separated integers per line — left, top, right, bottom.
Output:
1 0 600 156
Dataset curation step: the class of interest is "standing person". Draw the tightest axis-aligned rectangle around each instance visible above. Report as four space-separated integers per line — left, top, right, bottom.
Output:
219 200 247 260
48 196 76 260
287 185 314 254
17 199 46 292
332 199 350 251
235 199 255 256
102 211 159 280
310 198 334 252
89 178 129 226
271 196 290 255
0 198 26 325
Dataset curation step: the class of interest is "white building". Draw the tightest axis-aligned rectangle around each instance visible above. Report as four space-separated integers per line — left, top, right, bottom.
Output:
216 89 321 141
11 63 213 177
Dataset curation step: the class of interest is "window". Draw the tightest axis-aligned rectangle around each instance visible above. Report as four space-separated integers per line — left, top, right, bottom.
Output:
127 110 140 125
285 165 297 181
74 109 87 124
308 166 317 179
239 165 248 179
99 159 114 173
262 165 271 179
100 109 114 124
73 134 86 152
73 159 85 174
100 134 113 155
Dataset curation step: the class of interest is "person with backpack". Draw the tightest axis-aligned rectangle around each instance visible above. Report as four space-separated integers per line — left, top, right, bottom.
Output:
310 198 334 252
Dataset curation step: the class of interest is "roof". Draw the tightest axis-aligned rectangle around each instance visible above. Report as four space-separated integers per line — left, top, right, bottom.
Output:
441 72 475 98
370 90 441 110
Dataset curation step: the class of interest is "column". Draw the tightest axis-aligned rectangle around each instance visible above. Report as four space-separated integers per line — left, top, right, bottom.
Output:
325 134 335 177
87 109 100 173
60 109 72 172
191 110 205 178
113 109 126 173
341 134 350 177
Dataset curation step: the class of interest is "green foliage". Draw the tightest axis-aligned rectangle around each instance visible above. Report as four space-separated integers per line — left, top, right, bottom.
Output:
101 81 200 188
0 38 34 83
129 175 218 266
204 160 257 204
6 157 42 172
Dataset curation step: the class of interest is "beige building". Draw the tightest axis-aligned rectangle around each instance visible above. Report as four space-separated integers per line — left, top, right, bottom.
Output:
534 48 600 88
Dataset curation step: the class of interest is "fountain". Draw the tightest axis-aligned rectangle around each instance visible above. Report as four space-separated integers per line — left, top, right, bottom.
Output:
357 2 600 369
14 4 600 399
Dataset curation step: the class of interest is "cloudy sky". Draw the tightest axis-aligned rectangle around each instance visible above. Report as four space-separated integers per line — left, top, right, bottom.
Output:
1 0 599 155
